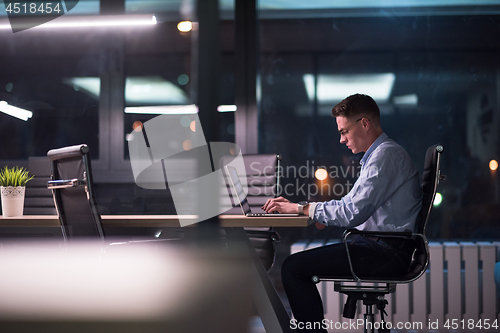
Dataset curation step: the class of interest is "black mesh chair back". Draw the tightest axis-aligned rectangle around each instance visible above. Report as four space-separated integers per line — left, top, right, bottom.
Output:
47 144 104 240
242 153 281 208
222 154 281 214
416 144 444 235
403 144 444 281
221 153 282 272
24 157 57 215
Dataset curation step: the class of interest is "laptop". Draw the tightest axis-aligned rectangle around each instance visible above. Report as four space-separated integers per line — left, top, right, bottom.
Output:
224 165 299 217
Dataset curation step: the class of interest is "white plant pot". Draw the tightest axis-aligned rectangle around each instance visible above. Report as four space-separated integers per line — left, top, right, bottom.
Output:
1 186 26 217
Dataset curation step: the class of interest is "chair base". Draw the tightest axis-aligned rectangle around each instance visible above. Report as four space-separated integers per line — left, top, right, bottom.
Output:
335 282 394 333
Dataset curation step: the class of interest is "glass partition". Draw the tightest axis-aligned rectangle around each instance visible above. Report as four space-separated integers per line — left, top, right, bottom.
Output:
258 3 500 240
0 0 498 233
0 53 100 160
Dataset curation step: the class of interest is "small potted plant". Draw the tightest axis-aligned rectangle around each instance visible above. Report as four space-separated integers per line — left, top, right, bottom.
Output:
0 166 34 217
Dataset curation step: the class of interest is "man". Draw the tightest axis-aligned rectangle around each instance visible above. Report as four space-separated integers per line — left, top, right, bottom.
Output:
262 93 422 332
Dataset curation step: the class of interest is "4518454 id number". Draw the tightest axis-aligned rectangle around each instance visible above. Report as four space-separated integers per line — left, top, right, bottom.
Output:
5 2 62 15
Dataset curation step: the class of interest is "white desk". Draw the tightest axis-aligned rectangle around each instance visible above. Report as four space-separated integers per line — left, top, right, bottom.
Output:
0 215 309 228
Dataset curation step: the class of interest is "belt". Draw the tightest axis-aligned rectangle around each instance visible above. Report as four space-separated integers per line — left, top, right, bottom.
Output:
363 235 416 253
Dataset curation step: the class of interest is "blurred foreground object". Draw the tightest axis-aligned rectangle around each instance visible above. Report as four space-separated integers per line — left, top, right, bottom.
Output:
0 240 253 333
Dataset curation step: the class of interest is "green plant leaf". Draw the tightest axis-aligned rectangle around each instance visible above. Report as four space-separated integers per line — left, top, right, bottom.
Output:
0 166 34 187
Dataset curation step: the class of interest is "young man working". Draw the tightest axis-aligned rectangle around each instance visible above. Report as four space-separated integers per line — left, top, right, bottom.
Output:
262 93 422 332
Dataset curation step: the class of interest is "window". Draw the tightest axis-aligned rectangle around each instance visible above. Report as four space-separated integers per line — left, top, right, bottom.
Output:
258 6 500 240
0 54 100 160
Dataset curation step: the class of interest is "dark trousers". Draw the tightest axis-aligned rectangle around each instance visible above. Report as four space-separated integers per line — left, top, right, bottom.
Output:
281 235 414 333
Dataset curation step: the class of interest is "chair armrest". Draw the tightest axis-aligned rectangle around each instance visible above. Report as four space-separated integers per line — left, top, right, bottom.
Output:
47 178 87 190
342 228 413 239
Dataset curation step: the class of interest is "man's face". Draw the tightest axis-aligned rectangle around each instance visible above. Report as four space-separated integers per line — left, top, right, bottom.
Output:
336 116 366 154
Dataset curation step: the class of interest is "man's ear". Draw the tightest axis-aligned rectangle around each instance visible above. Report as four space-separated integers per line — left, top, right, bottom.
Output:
361 117 370 130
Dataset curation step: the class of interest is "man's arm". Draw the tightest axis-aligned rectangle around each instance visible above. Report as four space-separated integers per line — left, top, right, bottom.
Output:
262 197 313 215
262 198 326 229
262 197 299 214
312 147 416 228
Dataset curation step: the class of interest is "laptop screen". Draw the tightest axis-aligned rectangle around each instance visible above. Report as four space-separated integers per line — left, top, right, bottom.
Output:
225 165 252 215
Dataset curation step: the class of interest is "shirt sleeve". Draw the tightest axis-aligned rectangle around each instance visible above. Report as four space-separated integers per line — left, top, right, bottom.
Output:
308 202 319 222
312 147 409 227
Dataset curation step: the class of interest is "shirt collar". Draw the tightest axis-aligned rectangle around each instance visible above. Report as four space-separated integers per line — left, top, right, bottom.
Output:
360 133 388 166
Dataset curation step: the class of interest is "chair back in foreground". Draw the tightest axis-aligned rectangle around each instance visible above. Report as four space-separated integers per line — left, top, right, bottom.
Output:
47 144 104 240
0 240 253 333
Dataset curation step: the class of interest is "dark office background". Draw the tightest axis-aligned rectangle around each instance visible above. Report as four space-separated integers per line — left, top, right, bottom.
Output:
0 1 499 243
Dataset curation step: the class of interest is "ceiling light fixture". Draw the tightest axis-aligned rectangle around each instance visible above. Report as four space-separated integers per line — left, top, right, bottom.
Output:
125 104 239 115
124 105 199 115
393 94 418 106
217 105 237 112
66 76 189 105
0 14 156 30
303 73 396 104
0 101 33 121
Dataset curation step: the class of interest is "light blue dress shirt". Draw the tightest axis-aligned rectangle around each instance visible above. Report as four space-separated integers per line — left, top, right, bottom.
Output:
309 133 422 232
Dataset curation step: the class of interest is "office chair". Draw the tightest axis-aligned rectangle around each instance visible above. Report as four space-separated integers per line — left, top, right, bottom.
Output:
47 144 104 240
24 157 57 215
311 144 445 333
221 154 282 272
47 144 184 243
